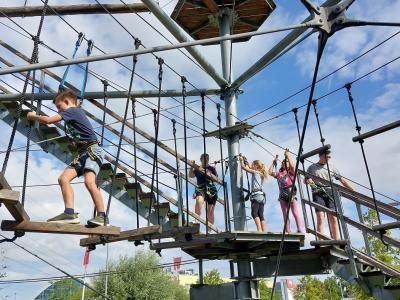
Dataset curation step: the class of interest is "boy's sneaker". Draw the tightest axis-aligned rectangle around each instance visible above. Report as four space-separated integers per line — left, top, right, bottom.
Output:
87 215 109 227
47 213 80 224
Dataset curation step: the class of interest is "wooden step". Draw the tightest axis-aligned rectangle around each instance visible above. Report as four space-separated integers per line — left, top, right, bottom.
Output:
111 173 127 190
153 202 170 218
80 224 200 247
98 163 113 181
80 225 161 246
125 182 142 199
55 136 71 153
310 239 349 247
36 125 61 140
1 220 120 236
1 102 19 117
141 192 156 208
360 270 385 286
0 189 30 222
168 211 179 227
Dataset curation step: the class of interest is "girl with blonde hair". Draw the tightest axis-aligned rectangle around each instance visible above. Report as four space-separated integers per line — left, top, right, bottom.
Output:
239 155 268 232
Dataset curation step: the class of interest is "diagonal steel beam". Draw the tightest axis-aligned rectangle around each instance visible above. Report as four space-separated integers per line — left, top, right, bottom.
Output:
0 22 313 76
0 89 220 102
231 0 339 90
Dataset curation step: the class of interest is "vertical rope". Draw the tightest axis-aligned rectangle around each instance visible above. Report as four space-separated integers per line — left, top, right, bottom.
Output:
1 0 48 175
311 100 343 239
131 96 140 229
148 57 164 226
100 80 109 146
345 83 384 241
181 76 189 226
21 69 37 206
171 119 183 226
217 103 230 232
201 93 209 235
292 108 317 241
105 40 140 225
270 32 328 300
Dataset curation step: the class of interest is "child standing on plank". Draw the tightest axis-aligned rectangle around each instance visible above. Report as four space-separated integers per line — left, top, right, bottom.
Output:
239 155 268 232
269 149 303 233
27 89 109 226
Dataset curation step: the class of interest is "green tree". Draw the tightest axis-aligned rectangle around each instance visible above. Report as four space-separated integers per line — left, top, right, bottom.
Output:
90 250 188 300
259 279 281 300
45 279 82 300
202 269 224 285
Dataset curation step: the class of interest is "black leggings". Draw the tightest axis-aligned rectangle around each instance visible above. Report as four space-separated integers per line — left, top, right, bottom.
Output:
251 200 264 221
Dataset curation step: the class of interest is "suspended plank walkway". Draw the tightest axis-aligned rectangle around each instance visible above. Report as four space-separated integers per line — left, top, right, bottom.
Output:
0 172 120 236
150 231 305 260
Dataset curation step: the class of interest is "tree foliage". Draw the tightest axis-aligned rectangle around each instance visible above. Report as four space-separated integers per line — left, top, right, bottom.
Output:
89 250 188 300
293 275 373 300
259 280 282 300
44 279 82 300
202 269 224 285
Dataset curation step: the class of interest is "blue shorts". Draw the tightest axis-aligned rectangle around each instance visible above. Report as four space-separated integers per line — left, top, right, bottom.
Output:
68 144 104 177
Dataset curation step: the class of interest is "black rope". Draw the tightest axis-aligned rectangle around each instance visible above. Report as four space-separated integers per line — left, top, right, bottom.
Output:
0 231 24 244
345 83 385 243
21 68 37 206
148 57 164 226
1 0 48 175
171 119 184 226
217 104 230 232
292 108 318 242
311 99 343 240
131 96 140 229
270 32 328 300
201 93 209 235
105 40 141 225
181 76 189 227
100 80 109 146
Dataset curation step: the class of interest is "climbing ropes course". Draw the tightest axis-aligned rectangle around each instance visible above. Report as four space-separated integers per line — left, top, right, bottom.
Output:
0 0 399 299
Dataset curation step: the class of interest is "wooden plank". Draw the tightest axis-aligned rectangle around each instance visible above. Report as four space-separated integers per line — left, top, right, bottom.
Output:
0 4 149 18
0 172 11 190
80 224 200 246
0 189 20 203
1 220 120 236
0 189 30 222
311 239 349 247
202 0 219 12
150 237 226 250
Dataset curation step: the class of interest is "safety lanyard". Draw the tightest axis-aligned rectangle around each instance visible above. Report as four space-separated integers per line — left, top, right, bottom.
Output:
80 39 94 102
59 32 84 90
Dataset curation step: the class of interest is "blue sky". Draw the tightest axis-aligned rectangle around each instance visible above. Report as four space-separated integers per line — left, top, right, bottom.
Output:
0 0 399 298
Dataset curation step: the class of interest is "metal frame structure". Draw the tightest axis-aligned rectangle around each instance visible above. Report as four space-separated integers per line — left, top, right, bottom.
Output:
1 0 400 299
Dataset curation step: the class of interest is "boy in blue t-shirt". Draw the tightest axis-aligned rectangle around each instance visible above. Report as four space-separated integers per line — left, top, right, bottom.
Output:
27 89 109 226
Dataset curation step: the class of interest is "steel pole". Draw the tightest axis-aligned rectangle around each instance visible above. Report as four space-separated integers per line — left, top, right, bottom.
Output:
219 8 252 299
0 88 221 102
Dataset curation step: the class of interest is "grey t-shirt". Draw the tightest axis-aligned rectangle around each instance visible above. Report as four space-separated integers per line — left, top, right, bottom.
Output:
307 162 341 184
251 171 264 193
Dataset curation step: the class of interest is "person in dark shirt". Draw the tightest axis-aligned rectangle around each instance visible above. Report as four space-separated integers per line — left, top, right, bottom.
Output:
27 89 109 227
189 153 218 224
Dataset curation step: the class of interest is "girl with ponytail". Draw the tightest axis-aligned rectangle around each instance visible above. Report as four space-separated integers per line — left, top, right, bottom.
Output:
239 155 268 232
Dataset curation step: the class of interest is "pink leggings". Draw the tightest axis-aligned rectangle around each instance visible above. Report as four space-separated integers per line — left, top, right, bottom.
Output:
279 200 303 233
